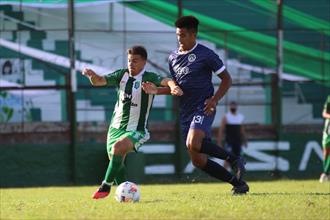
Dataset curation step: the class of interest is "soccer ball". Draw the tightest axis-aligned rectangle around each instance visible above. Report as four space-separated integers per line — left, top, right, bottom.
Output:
115 181 140 203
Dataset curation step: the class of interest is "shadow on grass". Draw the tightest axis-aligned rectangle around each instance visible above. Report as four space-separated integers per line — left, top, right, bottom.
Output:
141 199 168 204
249 192 330 196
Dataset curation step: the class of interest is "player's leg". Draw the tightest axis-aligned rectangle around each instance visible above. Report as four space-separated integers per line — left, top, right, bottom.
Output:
320 134 330 182
93 129 149 199
93 129 135 199
186 129 248 194
114 131 149 185
187 147 249 194
200 138 246 179
189 112 238 161
93 137 134 199
229 143 246 178
189 112 246 180
223 143 232 170
320 145 330 182
114 163 127 185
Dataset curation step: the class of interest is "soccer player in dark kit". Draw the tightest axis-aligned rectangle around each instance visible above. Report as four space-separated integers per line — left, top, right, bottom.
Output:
143 16 249 194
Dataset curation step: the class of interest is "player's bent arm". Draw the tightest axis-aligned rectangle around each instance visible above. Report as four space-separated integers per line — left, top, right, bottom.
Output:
160 78 175 87
156 87 171 95
213 69 232 103
160 78 183 96
143 79 182 96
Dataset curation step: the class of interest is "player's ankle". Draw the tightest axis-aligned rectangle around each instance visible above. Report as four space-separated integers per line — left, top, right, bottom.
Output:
229 176 240 186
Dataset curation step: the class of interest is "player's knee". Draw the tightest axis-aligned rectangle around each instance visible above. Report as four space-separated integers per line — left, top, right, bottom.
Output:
191 155 207 168
112 141 127 156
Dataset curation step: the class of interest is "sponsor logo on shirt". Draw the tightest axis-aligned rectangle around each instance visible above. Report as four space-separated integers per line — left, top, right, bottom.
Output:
122 93 132 103
175 66 189 77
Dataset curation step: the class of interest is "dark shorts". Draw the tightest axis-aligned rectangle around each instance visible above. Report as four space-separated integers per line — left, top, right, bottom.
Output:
181 108 215 143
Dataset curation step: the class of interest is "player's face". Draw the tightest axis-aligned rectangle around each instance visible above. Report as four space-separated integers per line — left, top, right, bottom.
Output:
128 54 146 76
176 28 196 51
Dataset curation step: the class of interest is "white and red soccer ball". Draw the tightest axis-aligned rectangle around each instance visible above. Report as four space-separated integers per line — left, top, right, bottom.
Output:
115 181 140 203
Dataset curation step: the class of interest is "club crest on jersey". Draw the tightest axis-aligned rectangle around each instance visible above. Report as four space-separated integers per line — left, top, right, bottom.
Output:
134 81 140 89
188 53 196 62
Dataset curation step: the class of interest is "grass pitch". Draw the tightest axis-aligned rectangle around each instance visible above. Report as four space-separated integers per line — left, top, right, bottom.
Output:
1 180 329 220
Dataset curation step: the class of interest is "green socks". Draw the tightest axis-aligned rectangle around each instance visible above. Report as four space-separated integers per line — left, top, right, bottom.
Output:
104 155 123 184
324 154 330 174
114 165 127 185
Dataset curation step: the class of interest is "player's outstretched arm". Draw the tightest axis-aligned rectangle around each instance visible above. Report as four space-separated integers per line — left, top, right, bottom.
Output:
82 68 107 86
142 82 170 95
142 79 183 96
161 78 183 96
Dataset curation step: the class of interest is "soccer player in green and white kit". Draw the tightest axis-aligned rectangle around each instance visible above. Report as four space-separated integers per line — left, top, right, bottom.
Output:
320 95 330 183
82 46 183 199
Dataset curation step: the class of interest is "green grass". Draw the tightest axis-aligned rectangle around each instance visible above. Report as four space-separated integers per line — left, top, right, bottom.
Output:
1 180 329 220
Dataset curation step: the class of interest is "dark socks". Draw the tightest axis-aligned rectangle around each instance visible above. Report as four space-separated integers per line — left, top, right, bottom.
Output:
200 139 238 163
202 159 239 186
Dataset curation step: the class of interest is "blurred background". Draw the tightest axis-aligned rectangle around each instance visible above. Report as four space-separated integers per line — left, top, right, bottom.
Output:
0 0 329 187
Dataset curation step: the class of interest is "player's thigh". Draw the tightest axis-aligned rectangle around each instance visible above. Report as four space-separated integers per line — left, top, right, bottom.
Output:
107 128 134 156
188 150 207 168
124 130 150 152
189 109 215 140
112 137 135 155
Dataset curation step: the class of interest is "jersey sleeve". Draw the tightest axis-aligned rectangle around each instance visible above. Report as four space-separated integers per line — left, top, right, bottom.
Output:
206 50 226 75
104 69 125 86
144 72 164 87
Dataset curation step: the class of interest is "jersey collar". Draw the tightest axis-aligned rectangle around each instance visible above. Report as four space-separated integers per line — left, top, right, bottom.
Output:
129 67 145 79
177 43 198 55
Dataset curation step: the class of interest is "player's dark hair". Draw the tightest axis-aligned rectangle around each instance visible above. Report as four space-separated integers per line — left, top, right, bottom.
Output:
175 15 199 33
127 46 148 60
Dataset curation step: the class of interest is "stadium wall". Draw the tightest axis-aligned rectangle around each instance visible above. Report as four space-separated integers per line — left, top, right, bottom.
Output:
0 123 323 187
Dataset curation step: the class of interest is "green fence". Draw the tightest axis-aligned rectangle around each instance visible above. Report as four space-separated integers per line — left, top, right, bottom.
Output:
0 132 323 187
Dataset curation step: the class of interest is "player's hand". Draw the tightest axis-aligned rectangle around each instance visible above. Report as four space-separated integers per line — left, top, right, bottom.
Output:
204 96 217 115
142 81 158 94
82 68 96 78
170 85 183 96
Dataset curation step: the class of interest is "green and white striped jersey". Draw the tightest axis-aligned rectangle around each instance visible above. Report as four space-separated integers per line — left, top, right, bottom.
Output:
105 68 163 132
